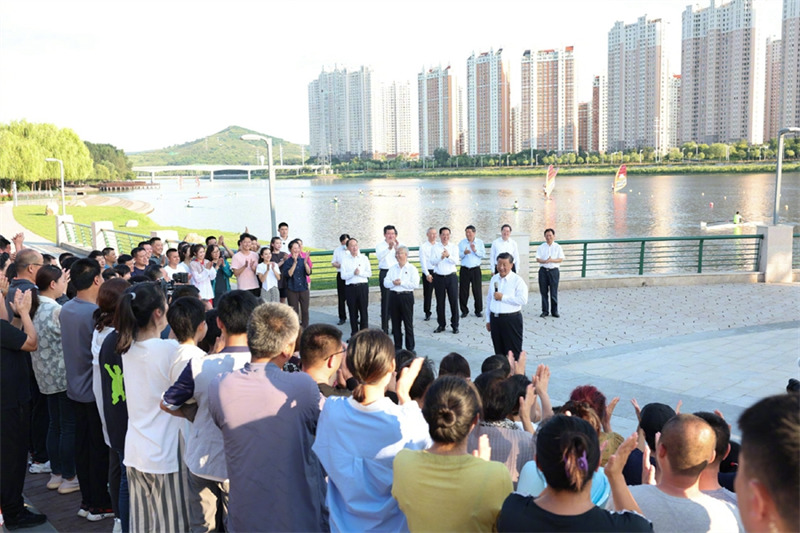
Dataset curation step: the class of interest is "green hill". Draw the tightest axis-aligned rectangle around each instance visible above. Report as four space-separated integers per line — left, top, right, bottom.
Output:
128 126 308 166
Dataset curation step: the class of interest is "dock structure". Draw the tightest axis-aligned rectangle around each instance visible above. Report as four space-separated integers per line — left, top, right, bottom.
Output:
98 181 160 192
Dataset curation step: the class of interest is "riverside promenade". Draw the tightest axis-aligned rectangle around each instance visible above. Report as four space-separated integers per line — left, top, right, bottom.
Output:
5 201 798 531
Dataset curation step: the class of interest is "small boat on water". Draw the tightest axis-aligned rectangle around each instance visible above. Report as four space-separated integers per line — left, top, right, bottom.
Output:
612 164 627 193
189 195 207 200
700 220 763 230
543 165 557 199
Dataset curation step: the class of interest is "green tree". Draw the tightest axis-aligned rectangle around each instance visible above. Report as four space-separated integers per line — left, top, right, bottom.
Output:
433 148 450 167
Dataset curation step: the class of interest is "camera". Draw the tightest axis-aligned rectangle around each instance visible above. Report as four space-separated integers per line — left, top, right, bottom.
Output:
172 272 189 284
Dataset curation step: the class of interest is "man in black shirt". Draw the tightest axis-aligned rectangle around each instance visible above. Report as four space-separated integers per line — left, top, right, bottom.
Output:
1 288 47 529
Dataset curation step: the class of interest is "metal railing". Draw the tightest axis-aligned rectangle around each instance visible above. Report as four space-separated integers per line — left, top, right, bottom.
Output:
307 234 764 291
794 234 800 270
100 228 151 255
528 235 763 280
60 220 93 249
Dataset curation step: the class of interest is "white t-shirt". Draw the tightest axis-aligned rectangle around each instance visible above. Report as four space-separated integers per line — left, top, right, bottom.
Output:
123 338 193 474
256 262 280 291
91 327 114 447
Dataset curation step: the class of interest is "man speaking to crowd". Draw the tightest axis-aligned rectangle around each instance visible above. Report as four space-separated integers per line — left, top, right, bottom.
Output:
485 252 528 359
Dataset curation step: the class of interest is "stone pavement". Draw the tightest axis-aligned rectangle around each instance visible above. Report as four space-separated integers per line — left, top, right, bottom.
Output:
0 203 65 257
311 282 800 439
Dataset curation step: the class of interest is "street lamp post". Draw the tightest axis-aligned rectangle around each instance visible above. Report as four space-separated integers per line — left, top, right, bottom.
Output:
774 127 800 225
44 158 65 216
240 134 278 236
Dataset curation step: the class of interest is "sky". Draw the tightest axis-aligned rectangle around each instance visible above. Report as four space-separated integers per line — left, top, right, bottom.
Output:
0 0 781 153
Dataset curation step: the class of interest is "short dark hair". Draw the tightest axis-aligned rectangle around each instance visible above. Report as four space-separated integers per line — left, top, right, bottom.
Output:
131 247 146 258
508 374 532 416
102 268 119 280
496 252 514 264
166 248 178 257
0 235 9 250
501 224 512 231
114 264 131 277
216 290 259 334
42 254 55 265
300 323 343 367
70 258 101 291
473 370 515 422
143 263 163 281
167 297 207 343
544 228 555 237
383 225 397 235
439 226 450 235
288 239 302 252
149 237 161 245
205 235 217 245
58 252 75 267
138 241 151 249
738 394 800 529
198 309 221 353
346 238 358 247
35 265 64 292
339 233 350 243
238 233 253 245
465 225 476 232
423 376 482 444
694 411 730 465
481 354 510 376
399 356 436 401
278 222 289 230
102 247 115 257
639 403 676 451
169 284 200 302
88 250 104 260
117 254 133 264
439 352 471 380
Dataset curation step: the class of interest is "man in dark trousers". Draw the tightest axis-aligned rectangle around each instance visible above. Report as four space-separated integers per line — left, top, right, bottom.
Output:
485 253 528 359
535 228 564 318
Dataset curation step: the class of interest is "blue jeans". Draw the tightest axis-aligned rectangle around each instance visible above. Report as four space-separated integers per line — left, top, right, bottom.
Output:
46 392 76 478
116 449 129 533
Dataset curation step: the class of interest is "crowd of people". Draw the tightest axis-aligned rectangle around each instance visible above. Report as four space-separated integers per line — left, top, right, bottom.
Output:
0 229 798 533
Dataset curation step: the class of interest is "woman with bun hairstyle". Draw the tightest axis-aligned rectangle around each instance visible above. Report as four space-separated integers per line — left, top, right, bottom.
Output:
393 376 513 531
313 329 430 533
497 415 652 532
116 282 192 532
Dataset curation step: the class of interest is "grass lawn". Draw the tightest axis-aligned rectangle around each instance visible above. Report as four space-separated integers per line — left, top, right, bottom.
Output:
13 205 245 251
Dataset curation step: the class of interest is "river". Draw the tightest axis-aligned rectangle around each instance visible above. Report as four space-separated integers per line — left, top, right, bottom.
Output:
110 173 799 249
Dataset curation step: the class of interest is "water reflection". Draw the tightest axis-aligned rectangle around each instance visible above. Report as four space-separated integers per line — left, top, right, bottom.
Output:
113 173 799 249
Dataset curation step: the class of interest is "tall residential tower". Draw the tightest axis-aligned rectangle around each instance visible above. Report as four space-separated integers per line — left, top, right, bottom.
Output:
418 66 458 158
466 49 510 156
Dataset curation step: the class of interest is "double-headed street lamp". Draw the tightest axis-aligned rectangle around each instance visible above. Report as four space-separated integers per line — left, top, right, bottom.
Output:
44 158 66 216
240 134 278 237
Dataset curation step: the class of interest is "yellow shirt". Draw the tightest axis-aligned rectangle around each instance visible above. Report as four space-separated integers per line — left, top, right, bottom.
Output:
392 449 513 532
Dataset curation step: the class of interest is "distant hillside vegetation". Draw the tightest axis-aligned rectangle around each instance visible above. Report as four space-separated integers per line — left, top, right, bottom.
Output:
128 126 308 166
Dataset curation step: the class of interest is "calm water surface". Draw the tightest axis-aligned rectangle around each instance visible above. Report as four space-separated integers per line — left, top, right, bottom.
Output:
112 173 800 249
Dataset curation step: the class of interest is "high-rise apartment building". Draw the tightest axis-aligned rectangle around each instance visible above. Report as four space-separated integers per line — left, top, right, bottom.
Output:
765 37 783 140
669 75 681 149
578 102 590 151
680 0 765 145
308 66 384 159
510 105 522 154
782 0 800 129
591 75 607 153
383 80 413 156
520 47 577 153
466 49 510 155
607 16 670 153
418 66 457 158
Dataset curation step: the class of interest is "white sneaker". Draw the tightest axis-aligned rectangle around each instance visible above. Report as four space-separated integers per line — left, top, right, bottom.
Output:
47 474 63 490
29 461 52 474
77 505 89 518
112 518 122 533
86 508 115 522
58 477 80 494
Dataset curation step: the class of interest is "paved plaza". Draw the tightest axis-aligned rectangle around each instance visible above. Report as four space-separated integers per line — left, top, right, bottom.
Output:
312 282 800 439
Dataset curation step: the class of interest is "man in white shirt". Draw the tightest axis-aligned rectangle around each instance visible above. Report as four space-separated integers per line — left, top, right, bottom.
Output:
458 225 485 318
340 238 371 339
278 222 290 253
430 227 460 334
418 227 437 321
490 224 519 273
330 233 350 326
485 253 528 359
375 225 400 334
383 246 419 352
535 228 565 318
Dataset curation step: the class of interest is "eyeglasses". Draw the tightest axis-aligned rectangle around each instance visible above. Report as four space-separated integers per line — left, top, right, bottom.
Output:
27 263 43 268
325 348 346 360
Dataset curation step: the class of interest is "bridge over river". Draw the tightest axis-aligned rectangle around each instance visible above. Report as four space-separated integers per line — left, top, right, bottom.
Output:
132 163 327 181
